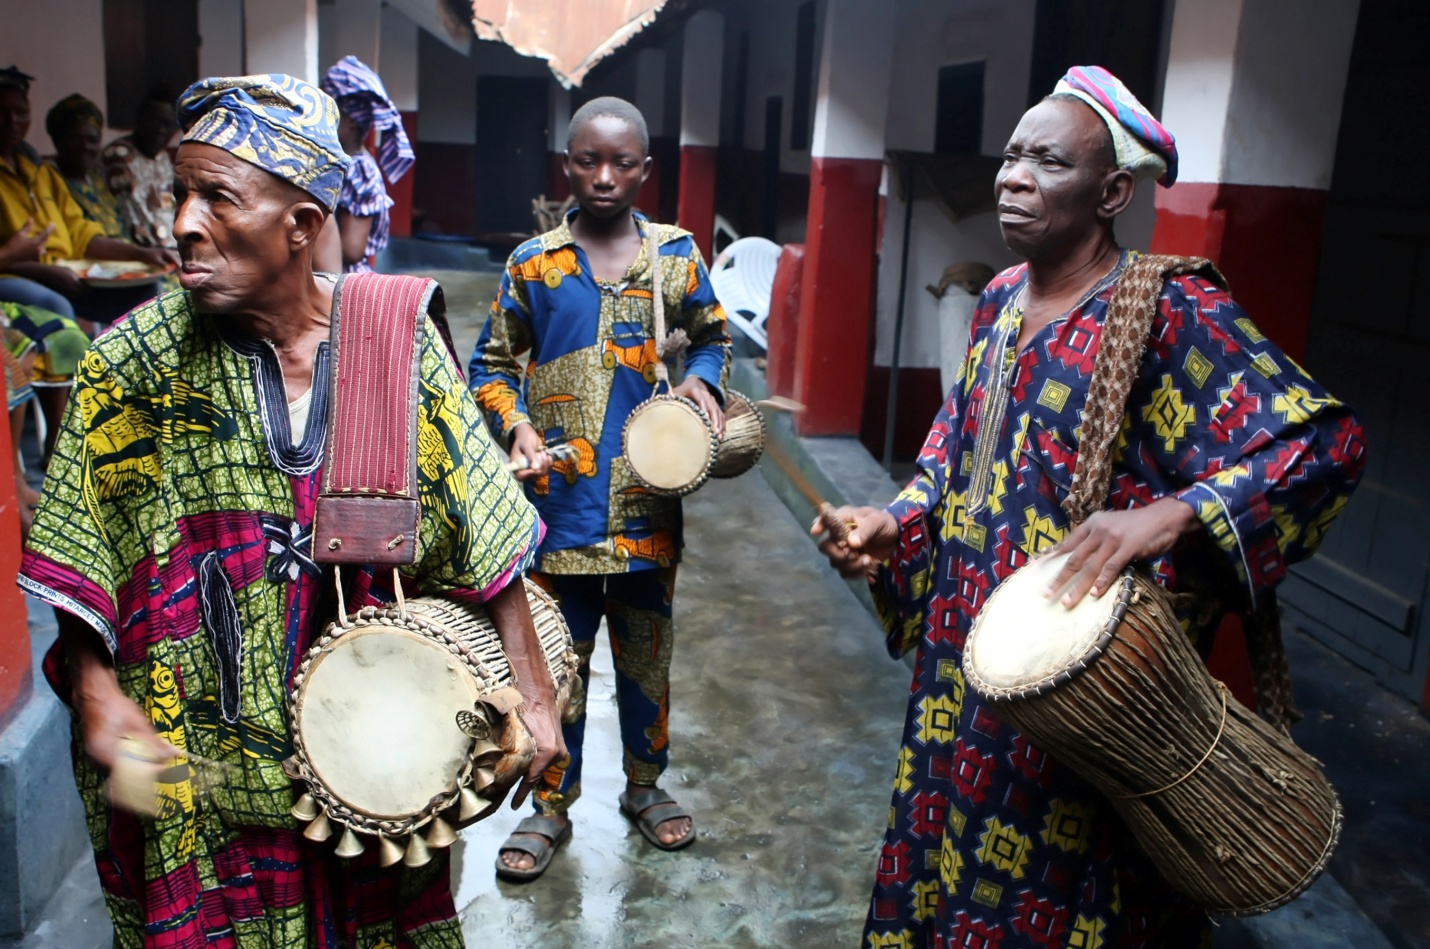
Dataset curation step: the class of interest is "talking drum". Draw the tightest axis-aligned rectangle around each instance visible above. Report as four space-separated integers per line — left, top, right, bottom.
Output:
708 389 766 479
622 393 718 497
962 552 1341 916
286 580 579 867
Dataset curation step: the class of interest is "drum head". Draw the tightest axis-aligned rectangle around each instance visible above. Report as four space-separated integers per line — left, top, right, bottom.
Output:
626 399 713 490
295 627 479 820
966 552 1126 695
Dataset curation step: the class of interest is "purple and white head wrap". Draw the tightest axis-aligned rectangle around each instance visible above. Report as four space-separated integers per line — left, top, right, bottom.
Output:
320 55 414 184
1053 65 1178 187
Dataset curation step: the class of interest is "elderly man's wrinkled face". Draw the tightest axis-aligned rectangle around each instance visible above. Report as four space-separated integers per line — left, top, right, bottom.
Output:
994 97 1120 261
173 142 321 312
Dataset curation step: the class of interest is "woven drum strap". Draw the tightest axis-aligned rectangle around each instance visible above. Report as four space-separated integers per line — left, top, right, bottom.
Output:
1061 254 1225 526
649 237 670 386
313 272 443 566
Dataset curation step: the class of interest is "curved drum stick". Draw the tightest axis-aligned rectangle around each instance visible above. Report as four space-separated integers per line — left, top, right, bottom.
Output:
761 437 853 544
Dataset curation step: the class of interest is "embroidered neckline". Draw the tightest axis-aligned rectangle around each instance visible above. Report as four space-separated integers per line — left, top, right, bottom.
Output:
218 328 331 475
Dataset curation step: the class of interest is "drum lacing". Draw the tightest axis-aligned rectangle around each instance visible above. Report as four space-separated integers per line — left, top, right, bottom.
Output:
333 570 351 629
1114 682 1229 800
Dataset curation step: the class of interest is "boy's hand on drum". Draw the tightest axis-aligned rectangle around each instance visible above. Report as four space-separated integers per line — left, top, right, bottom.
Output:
812 506 899 580
508 423 552 482
1044 497 1202 607
672 376 725 438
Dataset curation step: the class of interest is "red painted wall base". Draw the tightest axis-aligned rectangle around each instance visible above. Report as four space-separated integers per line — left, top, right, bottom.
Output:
765 243 806 399
1151 182 1329 361
792 156 883 436
0 408 31 725
677 144 718 262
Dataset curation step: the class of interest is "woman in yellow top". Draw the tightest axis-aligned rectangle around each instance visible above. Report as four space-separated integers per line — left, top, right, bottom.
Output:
0 67 175 325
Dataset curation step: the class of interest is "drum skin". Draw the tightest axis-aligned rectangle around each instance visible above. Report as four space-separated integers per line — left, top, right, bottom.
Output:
964 553 1342 916
709 389 766 480
288 580 578 847
622 394 717 496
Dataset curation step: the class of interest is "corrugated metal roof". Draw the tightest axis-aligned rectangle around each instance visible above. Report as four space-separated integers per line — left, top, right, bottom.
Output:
469 0 671 87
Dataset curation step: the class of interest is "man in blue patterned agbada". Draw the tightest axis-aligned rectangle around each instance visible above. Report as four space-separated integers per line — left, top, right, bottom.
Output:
817 66 1366 948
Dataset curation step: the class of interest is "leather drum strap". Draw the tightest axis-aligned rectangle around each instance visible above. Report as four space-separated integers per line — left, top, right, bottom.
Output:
313 272 445 567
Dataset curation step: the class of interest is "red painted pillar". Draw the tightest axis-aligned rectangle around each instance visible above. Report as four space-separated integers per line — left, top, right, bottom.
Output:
1154 0 1358 707
791 158 882 435
0 402 31 723
387 112 418 239
788 0 895 436
1151 184 1329 362
676 145 717 261
765 243 806 399
677 9 722 261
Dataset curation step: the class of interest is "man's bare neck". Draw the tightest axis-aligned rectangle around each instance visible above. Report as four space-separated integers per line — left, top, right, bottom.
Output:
1024 237 1120 308
225 271 334 350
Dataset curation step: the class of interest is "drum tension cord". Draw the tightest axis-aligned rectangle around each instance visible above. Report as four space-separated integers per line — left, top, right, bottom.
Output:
1114 682 1229 800
331 567 409 629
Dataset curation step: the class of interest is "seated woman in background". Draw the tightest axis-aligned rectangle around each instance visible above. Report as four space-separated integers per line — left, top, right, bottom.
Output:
0 67 176 326
318 55 414 272
46 93 126 240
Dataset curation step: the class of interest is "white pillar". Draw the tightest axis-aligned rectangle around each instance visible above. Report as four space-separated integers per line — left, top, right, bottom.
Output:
318 0 382 74
380 4 419 111
679 10 723 149
197 0 245 78
809 0 896 161
1161 0 1359 190
244 0 320 84
635 49 666 139
548 84 571 153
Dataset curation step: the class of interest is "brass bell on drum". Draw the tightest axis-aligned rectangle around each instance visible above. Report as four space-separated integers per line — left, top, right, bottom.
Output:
334 826 365 859
378 833 405 868
291 792 319 822
426 816 458 849
471 738 502 767
302 811 333 843
403 831 432 868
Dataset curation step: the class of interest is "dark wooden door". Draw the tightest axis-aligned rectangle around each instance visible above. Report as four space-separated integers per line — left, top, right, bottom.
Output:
1285 0 1430 705
475 76 550 235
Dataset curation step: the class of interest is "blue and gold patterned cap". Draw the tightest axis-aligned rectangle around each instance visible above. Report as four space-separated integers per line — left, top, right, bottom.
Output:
177 74 349 211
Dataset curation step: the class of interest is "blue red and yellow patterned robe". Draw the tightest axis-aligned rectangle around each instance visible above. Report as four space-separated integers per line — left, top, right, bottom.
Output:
468 210 731 575
19 284 541 948
865 252 1365 948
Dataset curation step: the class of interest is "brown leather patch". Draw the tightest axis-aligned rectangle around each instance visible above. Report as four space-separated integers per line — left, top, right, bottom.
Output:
312 495 420 566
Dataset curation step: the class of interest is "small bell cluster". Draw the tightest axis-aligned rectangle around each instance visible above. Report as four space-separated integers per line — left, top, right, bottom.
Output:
289 732 506 867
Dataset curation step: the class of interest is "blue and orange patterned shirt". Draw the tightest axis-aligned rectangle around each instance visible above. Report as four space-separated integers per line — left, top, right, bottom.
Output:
864 252 1365 948
470 211 731 575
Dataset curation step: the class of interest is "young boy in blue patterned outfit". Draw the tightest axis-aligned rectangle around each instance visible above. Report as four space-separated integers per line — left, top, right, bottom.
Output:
470 96 730 880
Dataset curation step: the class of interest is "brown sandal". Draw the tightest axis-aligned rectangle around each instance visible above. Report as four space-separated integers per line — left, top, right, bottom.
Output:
494 814 572 882
619 787 696 851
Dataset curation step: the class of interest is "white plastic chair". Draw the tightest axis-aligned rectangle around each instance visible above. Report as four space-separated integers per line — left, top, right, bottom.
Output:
708 236 782 352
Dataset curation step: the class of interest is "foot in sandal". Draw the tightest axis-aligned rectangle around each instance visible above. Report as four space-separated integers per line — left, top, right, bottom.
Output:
618 782 695 851
495 813 572 881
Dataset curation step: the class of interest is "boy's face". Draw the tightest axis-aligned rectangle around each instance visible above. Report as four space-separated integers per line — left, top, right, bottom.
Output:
564 115 651 219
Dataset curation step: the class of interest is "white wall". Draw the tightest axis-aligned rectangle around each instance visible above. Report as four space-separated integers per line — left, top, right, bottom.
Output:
246 0 319 84
416 34 552 145
1162 0 1358 189
873 0 1033 368
318 0 382 75
381 4 420 111
199 0 246 78
0 0 108 153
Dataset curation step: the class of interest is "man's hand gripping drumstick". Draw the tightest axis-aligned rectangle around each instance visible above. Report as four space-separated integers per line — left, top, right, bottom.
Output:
505 423 577 480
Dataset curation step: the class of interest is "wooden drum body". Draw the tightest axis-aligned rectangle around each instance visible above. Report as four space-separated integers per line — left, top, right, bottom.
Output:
963 553 1341 916
287 579 579 866
709 389 766 479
